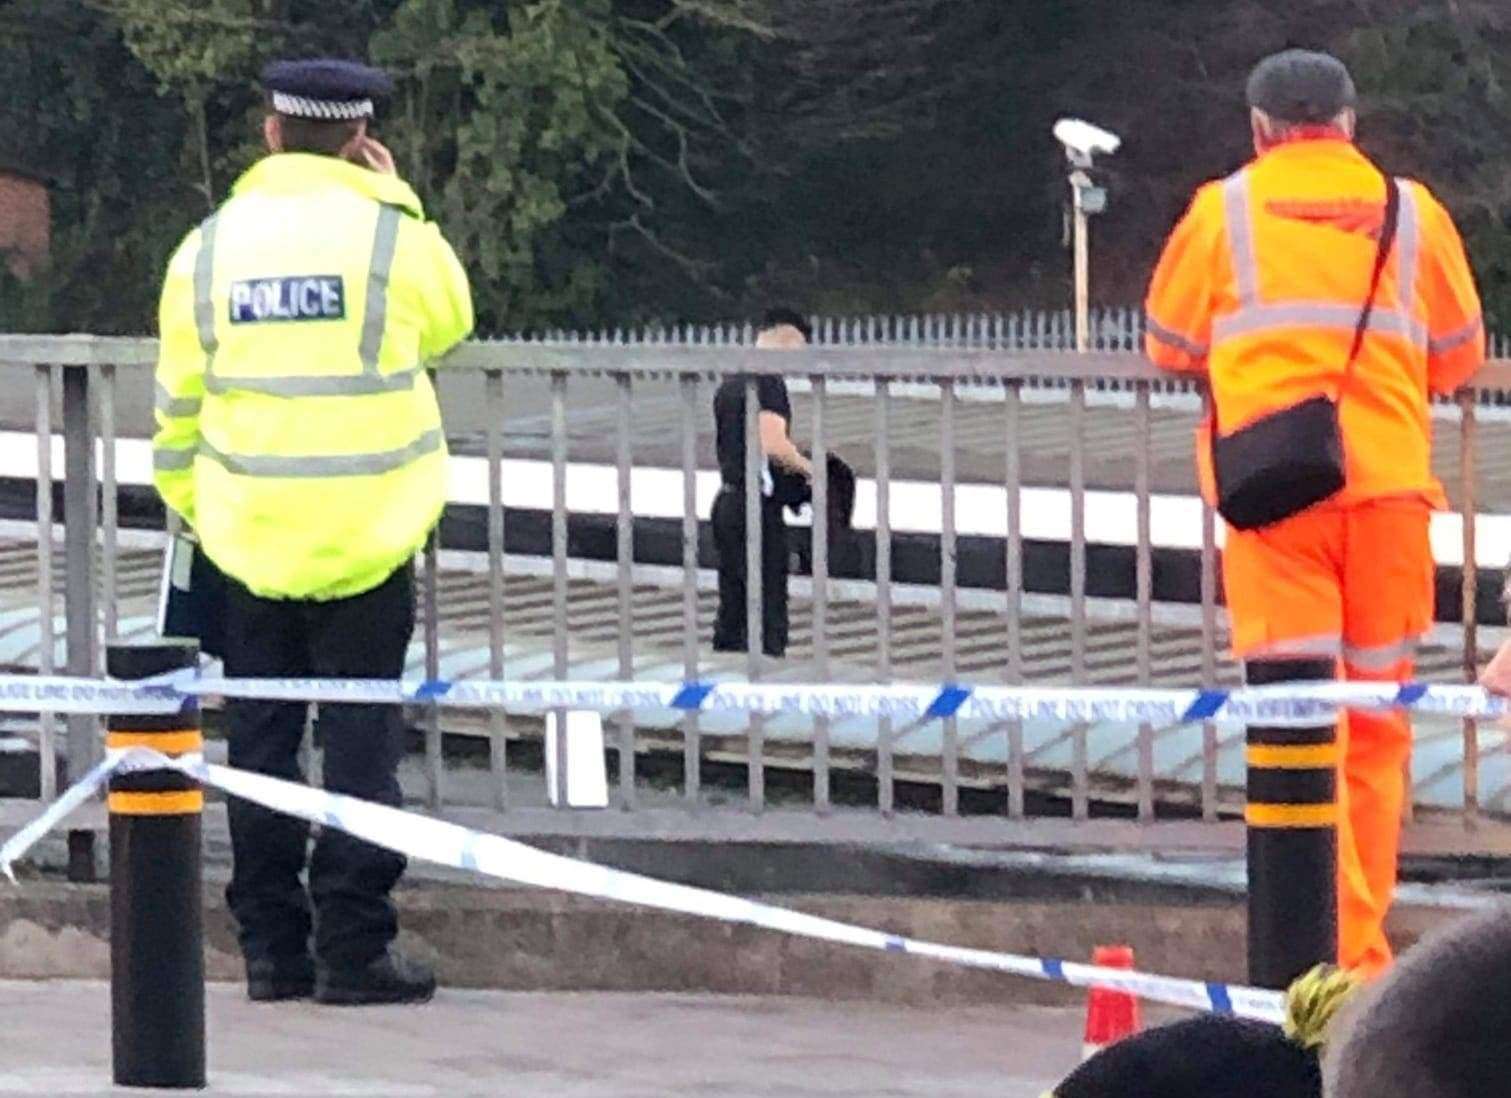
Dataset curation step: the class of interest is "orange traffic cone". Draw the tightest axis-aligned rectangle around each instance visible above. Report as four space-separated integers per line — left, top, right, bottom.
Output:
1082 944 1141 1061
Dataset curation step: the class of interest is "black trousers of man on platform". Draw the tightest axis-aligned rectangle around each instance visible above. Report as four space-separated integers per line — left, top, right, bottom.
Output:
711 489 789 658
221 564 413 971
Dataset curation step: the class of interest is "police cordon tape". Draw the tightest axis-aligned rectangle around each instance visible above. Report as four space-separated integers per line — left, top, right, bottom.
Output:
0 669 1499 1021
0 744 1287 1025
0 670 1508 724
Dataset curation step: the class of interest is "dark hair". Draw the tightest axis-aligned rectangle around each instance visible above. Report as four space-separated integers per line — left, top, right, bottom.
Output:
1325 909 1511 1098
1055 1015 1320 1098
270 106 363 158
760 307 812 342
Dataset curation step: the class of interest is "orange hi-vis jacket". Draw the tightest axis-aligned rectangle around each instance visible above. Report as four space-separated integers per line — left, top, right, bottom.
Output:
1145 138 1485 508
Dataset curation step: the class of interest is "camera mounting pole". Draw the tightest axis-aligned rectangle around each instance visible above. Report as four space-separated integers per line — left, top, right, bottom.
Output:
1070 171 1095 353
1053 119 1119 353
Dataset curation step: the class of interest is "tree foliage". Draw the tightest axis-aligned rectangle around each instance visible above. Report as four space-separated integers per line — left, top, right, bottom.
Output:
4 0 768 332
0 1 185 331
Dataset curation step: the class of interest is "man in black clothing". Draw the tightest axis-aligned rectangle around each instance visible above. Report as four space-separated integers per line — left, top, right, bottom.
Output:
711 309 813 657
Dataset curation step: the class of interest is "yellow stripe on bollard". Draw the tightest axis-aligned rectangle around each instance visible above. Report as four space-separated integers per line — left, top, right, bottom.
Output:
105 730 204 755
1244 803 1337 829
107 790 205 816
1245 744 1339 770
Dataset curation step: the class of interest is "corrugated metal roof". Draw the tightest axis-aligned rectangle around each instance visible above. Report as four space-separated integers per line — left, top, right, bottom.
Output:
0 536 1500 818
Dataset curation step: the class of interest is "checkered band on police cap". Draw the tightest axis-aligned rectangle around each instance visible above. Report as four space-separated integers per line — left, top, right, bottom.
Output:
1246 49 1357 125
261 59 393 122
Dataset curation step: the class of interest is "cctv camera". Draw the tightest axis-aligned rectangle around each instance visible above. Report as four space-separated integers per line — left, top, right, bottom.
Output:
1053 118 1122 167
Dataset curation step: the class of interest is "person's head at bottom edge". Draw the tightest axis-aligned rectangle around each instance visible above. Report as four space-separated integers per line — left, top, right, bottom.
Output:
1325 906 1511 1098
1043 964 1361 1098
1043 1013 1321 1098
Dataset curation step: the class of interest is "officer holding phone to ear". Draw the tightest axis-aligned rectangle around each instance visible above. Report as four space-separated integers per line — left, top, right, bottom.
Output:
152 59 473 1007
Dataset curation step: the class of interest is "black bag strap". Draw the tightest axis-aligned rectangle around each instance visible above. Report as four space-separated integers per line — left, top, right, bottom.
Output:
1339 172 1401 401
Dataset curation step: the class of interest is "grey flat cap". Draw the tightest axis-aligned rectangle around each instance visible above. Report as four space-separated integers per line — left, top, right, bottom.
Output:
1246 49 1357 124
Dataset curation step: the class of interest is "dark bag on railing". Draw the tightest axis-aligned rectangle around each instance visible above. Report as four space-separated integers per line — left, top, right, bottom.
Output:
1210 172 1400 531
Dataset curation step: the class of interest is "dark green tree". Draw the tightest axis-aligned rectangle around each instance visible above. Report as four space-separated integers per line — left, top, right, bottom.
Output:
0 1 186 332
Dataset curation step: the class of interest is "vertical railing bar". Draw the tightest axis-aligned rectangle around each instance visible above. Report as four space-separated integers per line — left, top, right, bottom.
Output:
422 531 442 811
744 375 765 812
1005 379 1024 819
98 364 118 646
1069 378 1088 821
1460 388 1479 828
420 366 445 813
1135 382 1154 823
812 373 831 815
34 366 55 804
61 365 98 837
940 377 960 817
551 370 571 809
875 379 894 816
485 369 507 812
615 373 636 810
1201 498 1220 823
681 374 702 809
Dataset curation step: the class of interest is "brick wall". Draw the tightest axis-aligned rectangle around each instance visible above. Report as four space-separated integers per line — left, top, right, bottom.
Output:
0 171 49 279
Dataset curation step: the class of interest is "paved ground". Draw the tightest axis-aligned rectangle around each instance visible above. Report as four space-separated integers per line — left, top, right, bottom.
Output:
0 981 1080 1096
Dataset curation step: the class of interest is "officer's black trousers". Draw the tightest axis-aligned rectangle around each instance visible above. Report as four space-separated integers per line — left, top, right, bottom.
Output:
711 489 789 657
222 564 414 970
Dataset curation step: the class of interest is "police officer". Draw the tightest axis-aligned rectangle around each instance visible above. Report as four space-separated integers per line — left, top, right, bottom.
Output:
152 59 473 1005
710 308 813 657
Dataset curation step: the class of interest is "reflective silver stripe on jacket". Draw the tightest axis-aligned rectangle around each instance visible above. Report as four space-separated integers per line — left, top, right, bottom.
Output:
1222 173 1259 308
192 216 220 366
153 448 197 472
203 368 418 398
1217 169 1424 348
205 203 413 397
1429 315 1485 356
153 216 219 471
1213 303 1427 347
1395 178 1419 302
1146 315 1209 358
155 381 202 419
197 428 443 479
358 204 402 374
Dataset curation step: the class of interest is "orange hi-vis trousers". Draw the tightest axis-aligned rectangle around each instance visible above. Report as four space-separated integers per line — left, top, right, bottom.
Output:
1223 498 1434 977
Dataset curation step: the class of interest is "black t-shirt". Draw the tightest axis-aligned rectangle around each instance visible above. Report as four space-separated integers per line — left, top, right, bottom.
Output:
714 374 791 489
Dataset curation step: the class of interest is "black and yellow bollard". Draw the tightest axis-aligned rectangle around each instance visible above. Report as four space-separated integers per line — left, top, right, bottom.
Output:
107 639 205 1090
1244 658 1339 991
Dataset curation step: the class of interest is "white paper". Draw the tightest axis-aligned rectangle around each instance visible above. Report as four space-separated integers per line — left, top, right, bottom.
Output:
544 710 609 808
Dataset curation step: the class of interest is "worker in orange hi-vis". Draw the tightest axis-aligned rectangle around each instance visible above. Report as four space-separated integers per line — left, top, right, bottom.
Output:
1145 49 1485 986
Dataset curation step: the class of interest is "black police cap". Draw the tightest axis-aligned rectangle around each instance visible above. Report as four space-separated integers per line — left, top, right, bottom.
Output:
1246 49 1357 125
261 59 393 122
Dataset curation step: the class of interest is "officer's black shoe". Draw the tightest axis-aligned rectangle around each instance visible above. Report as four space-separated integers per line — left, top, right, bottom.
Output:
314 948 436 1006
246 955 316 1002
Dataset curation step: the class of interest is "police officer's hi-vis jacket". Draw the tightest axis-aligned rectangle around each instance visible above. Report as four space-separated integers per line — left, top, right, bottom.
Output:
152 153 474 601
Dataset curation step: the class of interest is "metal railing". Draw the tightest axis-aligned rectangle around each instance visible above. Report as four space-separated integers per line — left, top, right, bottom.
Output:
1 319 1509 853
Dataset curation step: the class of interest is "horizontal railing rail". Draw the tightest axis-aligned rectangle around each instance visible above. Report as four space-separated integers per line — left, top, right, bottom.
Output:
5 333 1511 389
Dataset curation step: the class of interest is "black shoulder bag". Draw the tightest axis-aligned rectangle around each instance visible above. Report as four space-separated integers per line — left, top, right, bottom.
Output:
157 530 228 659
1210 172 1400 531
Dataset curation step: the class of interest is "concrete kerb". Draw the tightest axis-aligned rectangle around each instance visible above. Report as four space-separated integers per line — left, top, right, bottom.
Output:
0 871 1479 1008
